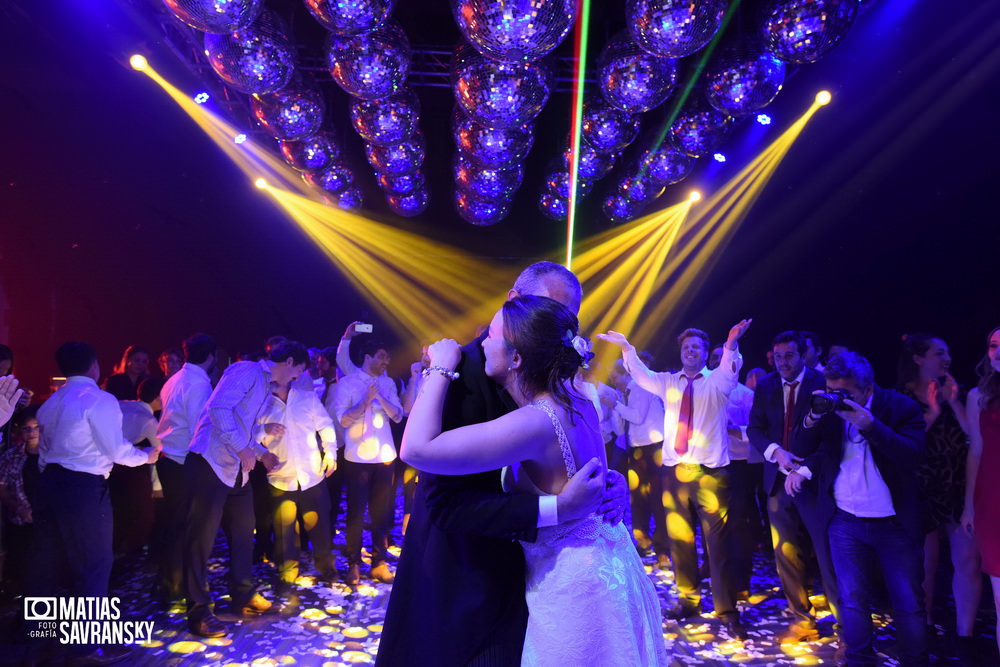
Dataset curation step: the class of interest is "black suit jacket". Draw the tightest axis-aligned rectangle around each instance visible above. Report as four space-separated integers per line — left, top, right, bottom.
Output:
747 367 827 495
376 332 538 667
799 385 926 537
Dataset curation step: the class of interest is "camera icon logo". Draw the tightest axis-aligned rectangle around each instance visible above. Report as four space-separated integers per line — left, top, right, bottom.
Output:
24 597 58 621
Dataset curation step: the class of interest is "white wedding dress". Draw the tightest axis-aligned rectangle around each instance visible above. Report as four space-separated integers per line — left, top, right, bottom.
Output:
503 400 669 667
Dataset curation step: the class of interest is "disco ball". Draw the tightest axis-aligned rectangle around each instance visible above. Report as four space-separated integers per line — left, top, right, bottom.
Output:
387 189 429 217
626 0 727 59
618 172 666 207
598 34 678 113
602 193 642 224
163 0 262 34
365 134 425 175
303 162 354 194
544 172 594 200
251 88 325 141
204 11 295 94
335 186 363 210
304 0 394 36
761 0 861 64
639 143 694 187
705 45 786 115
454 156 524 200
581 100 642 154
452 0 576 63
326 20 411 100
378 170 425 196
561 141 616 181
453 48 550 129
279 132 341 172
453 111 535 170
538 193 568 221
668 98 734 157
455 191 510 226
350 90 420 145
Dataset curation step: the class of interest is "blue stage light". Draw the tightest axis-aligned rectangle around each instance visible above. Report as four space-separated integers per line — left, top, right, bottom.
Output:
234 133 247 144
713 153 726 162
194 92 210 104
756 113 772 125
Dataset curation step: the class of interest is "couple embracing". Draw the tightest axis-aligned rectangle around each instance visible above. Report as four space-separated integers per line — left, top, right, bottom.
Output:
377 262 668 666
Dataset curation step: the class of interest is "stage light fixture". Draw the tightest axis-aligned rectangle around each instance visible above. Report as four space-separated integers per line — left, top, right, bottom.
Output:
756 113 771 125
194 92 210 104
713 153 726 162
816 90 832 105
234 133 247 144
689 191 702 202
255 178 268 189
129 54 148 71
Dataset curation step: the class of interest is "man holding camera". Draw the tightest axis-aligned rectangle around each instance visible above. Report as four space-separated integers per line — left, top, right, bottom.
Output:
748 331 839 645
787 352 927 666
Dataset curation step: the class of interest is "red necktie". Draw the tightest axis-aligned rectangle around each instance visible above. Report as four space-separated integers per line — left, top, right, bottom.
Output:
783 381 799 450
675 373 702 455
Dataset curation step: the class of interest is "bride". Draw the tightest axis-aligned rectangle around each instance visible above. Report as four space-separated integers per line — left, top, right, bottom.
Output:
402 295 668 666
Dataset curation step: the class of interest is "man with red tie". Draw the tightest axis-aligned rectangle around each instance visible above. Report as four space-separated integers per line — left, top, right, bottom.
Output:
599 319 752 640
748 331 841 648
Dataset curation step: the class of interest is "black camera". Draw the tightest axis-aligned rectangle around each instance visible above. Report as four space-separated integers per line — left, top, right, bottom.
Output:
810 389 854 415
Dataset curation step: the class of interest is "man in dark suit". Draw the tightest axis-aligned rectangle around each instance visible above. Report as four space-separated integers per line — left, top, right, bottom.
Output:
748 331 839 644
787 352 927 667
376 262 622 667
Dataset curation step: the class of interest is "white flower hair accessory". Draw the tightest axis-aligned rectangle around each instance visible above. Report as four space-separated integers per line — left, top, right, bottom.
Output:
564 329 592 369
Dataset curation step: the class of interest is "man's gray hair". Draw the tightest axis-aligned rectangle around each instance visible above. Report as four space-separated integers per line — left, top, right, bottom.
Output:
824 351 874 392
512 261 581 302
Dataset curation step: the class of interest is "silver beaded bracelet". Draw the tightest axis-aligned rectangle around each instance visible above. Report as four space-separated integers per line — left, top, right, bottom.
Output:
422 366 460 380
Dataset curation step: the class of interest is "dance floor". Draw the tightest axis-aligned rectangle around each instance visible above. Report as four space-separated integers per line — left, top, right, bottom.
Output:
2 503 997 666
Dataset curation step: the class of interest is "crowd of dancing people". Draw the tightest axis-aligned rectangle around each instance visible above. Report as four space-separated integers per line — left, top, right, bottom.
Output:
0 261 998 666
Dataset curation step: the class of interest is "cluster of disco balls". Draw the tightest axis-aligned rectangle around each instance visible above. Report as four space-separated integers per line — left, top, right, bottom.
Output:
448 0 576 225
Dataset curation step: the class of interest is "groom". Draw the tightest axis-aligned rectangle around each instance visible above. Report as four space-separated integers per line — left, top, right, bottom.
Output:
377 262 623 666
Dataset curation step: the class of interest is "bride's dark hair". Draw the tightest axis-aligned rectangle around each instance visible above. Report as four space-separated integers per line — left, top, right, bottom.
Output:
502 295 591 420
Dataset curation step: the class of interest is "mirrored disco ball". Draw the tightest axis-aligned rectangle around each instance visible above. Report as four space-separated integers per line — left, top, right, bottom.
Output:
618 172 666 207
639 143 694 187
538 192 568 221
303 162 354 194
598 34 678 113
387 189 429 217
581 100 642 154
705 44 786 115
378 170 425 195
326 20 411 100
335 186 363 210
365 134 425 175
761 0 860 64
453 110 535 170
561 141 616 181
454 155 524 200
453 48 550 129
452 0 576 63
204 11 295 94
668 98 734 157
626 0 727 58
279 132 341 172
545 172 594 199
251 87 326 141
455 190 510 226
602 193 642 224
351 90 420 145
163 0 262 34
304 0 394 36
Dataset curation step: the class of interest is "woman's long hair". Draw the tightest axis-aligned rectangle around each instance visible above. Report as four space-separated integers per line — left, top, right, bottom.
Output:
502 295 591 421
112 344 150 376
976 327 1000 409
895 332 938 391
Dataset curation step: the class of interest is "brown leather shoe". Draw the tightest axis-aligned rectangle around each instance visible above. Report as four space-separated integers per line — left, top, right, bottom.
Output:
239 592 278 616
370 562 395 584
344 562 361 586
187 612 227 638
777 620 820 644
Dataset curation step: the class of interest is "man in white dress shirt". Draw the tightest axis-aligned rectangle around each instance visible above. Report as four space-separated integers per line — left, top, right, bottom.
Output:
28 342 158 665
600 319 752 639
154 333 217 606
333 338 403 586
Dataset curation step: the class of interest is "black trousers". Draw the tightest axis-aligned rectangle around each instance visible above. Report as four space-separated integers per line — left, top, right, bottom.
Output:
270 481 335 582
629 443 669 555
27 465 112 599
344 459 395 567
155 457 187 598
183 453 256 614
325 447 347 532
662 462 738 617
727 459 765 593
768 483 840 624
108 461 153 558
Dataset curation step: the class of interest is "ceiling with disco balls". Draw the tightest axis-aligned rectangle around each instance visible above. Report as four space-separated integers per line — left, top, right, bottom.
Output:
148 0 870 227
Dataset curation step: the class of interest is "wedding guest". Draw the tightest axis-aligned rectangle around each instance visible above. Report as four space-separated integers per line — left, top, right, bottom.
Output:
0 409 39 597
104 344 151 401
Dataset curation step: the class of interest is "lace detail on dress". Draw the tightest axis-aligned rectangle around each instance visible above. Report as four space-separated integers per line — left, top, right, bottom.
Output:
529 399 576 479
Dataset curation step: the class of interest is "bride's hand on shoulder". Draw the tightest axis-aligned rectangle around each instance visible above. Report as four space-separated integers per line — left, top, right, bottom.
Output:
427 339 461 371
